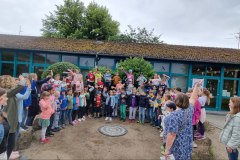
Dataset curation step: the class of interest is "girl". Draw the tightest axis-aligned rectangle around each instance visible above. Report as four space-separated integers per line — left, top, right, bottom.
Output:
0 88 7 106
195 88 210 140
67 90 74 125
54 74 62 92
105 90 116 122
103 70 112 89
151 74 161 87
0 110 9 160
75 77 84 93
113 90 119 117
51 91 61 132
127 88 138 123
112 72 121 86
87 70 95 86
38 91 53 143
78 90 86 121
84 87 90 117
72 92 79 124
94 67 102 84
59 89 68 128
94 91 102 118
138 91 147 124
220 97 240 160
119 89 127 122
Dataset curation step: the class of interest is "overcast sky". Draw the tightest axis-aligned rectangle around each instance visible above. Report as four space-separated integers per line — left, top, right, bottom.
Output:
1 0 240 49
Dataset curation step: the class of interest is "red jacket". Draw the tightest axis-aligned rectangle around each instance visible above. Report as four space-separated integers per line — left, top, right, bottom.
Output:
96 95 101 107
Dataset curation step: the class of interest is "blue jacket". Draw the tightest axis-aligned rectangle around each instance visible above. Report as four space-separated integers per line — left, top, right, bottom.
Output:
59 95 68 110
106 96 116 108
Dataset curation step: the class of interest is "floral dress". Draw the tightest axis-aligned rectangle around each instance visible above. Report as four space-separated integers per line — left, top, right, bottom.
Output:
164 105 194 160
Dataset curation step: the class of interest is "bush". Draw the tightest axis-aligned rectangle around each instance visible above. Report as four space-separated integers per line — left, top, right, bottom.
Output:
41 62 80 79
116 57 155 85
92 66 114 75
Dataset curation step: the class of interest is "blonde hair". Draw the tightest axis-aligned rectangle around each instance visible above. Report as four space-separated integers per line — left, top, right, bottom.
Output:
202 88 211 105
0 75 16 89
41 91 50 99
229 97 240 115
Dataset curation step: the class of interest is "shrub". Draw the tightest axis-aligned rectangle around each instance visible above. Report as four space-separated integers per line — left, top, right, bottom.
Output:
41 62 80 79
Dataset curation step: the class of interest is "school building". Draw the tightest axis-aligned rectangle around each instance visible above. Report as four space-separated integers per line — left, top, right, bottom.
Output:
0 34 240 111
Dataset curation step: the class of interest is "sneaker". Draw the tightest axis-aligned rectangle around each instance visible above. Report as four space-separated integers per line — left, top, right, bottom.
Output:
78 119 82 122
83 116 86 119
62 125 66 129
51 128 58 132
9 151 20 160
194 132 201 138
193 142 198 148
109 117 112 122
72 121 77 125
160 132 164 138
22 126 29 130
105 117 109 121
74 120 78 124
128 119 132 123
82 118 85 121
196 135 206 140
40 138 50 144
20 127 27 132
137 121 140 123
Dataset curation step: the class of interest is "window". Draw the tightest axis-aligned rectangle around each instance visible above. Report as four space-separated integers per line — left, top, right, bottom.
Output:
79 57 95 67
62 55 78 65
171 76 188 92
33 53 45 64
223 80 239 97
98 58 115 68
206 66 221 76
18 52 30 62
172 63 188 74
1 51 15 61
46 54 59 64
221 98 230 111
154 62 170 72
192 64 205 76
17 64 29 76
1 63 14 76
224 67 240 78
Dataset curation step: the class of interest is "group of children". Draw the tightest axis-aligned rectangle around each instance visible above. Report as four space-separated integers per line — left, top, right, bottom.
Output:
0 67 211 160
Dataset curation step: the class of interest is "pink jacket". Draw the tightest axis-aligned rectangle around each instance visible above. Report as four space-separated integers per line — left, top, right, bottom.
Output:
39 99 54 119
192 99 201 125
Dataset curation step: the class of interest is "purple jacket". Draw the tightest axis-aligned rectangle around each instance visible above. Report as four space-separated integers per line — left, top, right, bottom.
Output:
192 99 201 125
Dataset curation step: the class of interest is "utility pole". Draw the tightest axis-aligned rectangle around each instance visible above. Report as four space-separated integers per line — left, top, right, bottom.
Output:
235 32 240 49
19 25 23 35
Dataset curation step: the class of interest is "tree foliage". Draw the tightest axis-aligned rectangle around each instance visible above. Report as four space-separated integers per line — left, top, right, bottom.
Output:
109 25 163 44
117 57 155 85
41 0 119 40
41 62 80 79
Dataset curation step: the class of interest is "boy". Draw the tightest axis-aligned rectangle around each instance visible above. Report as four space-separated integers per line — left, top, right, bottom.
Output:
119 89 127 122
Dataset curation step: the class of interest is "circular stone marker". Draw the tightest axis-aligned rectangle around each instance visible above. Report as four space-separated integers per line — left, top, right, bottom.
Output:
98 125 128 137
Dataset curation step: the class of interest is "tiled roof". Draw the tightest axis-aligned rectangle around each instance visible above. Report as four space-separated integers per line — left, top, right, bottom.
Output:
0 34 239 64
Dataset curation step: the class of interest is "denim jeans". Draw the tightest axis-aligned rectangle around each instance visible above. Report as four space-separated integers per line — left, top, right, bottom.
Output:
138 107 145 123
227 148 239 160
149 107 153 123
67 109 73 124
21 108 28 127
60 110 67 125
129 107 137 120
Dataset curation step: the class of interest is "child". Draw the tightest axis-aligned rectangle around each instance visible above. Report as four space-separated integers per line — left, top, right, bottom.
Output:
59 89 68 128
121 67 134 85
151 74 161 87
67 90 74 125
94 91 102 118
97 78 104 92
94 67 102 84
105 90 116 122
51 91 61 132
61 77 68 91
112 72 121 86
78 90 86 121
72 92 79 124
119 89 127 122
148 89 156 126
54 74 62 92
196 88 210 140
138 91 147 124
84 87 90 117
126 80 134 95
46 86 55 137
75 77 84 93
38 91 54 143
137 72 147 87
127 88 138 123
161 102 176 154
103 70 112 89
102 86 109 118
116 80 125 91
87 70 95 86
113 90 119 117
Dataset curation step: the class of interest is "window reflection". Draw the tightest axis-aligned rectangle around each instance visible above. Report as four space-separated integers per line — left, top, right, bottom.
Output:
172 63 188 74
206 66 221 76
192 64 205 76
154 62 170 72
62 55 78 65
224 67 240 78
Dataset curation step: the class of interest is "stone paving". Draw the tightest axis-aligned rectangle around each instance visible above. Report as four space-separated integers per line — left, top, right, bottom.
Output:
206 113 226 129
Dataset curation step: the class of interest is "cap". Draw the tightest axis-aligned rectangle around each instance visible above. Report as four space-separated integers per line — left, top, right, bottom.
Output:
129 69 132 73
166 102 176 110
41 84 53 92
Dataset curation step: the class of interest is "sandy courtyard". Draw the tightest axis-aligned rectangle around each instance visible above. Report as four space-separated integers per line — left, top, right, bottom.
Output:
21 118 162 159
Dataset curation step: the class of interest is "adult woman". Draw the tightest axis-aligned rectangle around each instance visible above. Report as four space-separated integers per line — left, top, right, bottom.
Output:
164 80 201 159
220 97 240 160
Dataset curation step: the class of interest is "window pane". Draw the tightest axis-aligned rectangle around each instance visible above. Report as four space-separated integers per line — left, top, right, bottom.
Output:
1 63 14 76
172 63 188 74
223 80 239 97
224 67 240 78
206 66 221 76
18 52 30 62
46 54 59 64
79 57 95 67
33 53 45 64
171 76 188 92
221 98 230 111
154 62 170 72
34 66 45 79
16 64 29 76
2 51 15 61
98 58 115 68
62 55 78 65
192 64 205 76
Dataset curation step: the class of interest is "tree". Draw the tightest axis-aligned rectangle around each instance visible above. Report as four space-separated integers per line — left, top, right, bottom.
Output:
41 0 119 40
116 57 155 85
41 62 80 79
109 25 163 44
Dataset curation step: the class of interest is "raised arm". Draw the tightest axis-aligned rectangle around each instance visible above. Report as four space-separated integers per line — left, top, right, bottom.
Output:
189 80 203 106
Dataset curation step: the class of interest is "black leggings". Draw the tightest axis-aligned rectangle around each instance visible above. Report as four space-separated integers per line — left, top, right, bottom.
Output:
72 110 78 121
78 107 85 119
7 133 16 158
